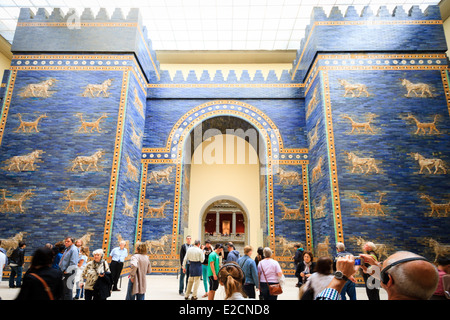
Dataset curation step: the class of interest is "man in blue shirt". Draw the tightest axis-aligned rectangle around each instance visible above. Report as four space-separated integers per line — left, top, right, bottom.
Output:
109 241 128 291
59 237 79 300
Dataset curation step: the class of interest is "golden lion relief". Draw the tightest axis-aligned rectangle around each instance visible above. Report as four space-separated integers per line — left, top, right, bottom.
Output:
71 150 105 172
5 150 44 172
19 79 57 98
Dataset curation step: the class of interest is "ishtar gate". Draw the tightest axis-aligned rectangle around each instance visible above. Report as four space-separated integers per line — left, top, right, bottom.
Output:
0 3 449 277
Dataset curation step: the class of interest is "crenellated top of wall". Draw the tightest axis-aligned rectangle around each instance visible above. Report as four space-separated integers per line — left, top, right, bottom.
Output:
16 7 140 22
290 5 447 82
146 68 303 100
149 69 293 84
308 4 442 21
11 7 160 82
9 5 448 86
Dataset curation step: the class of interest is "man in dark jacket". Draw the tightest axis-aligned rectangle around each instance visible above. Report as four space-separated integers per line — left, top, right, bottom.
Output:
9 241 26 288
293 244 304 287
179 235 192 295
225 242 240 262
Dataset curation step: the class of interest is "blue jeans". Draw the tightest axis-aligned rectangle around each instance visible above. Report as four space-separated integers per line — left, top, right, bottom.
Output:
125 279 145 300
259 282 278 300
74 286 84 299
340 280 357 300
9 266 22 288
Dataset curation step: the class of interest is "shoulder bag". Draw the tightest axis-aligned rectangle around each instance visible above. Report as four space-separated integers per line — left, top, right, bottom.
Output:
29 273 54 300
260 263 283 296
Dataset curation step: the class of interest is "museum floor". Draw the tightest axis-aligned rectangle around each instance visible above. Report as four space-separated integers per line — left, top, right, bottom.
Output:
0 275 388 300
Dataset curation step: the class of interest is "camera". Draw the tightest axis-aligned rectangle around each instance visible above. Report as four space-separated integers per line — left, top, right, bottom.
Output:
354 256 363 266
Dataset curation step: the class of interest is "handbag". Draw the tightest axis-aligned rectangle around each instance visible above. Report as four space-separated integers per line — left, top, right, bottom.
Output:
29 273 54 300
260 263 283 296
93 261 112 299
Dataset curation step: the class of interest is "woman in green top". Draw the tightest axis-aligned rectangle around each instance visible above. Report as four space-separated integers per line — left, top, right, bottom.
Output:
208 243 223 300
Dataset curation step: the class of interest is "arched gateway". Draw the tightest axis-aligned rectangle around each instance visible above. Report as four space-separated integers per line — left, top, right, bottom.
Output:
139 100 311 273
201 199 249 253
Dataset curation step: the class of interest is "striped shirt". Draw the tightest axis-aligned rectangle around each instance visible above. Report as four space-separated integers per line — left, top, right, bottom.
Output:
315 288 341 300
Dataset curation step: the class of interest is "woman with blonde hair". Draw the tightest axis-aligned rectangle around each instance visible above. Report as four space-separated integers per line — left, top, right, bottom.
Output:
218 261 247 300
126 241 152 300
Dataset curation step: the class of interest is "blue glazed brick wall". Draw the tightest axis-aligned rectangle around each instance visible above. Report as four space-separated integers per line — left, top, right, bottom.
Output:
141 163 175 241
327 63 450 259
305 74 335 257
273 164 305 249
109 70 147 253
0 64 125 253
11 8 160 82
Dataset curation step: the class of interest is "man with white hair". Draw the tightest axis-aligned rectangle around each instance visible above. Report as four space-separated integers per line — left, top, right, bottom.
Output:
109 240 128 291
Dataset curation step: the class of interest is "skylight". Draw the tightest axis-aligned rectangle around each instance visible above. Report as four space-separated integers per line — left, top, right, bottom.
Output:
0 0 441 50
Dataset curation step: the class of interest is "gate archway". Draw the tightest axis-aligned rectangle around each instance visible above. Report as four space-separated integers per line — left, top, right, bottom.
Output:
139 100 311 272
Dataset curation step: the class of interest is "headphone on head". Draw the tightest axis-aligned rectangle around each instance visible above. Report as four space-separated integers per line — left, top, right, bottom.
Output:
219 262 244 281
380 257 429 285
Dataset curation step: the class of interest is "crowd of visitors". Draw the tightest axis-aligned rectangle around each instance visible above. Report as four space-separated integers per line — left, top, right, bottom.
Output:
0 236 448 301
